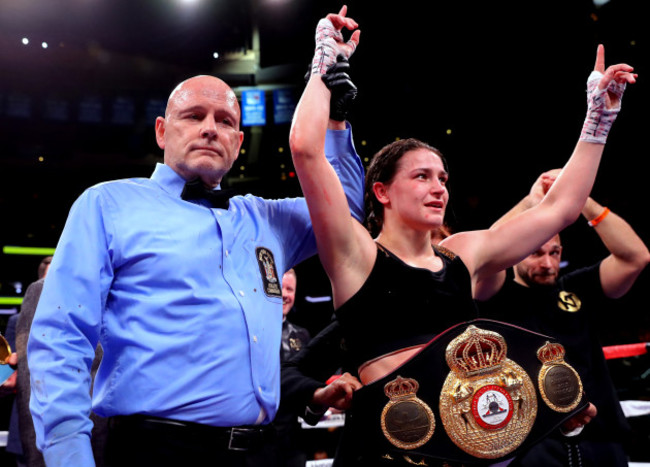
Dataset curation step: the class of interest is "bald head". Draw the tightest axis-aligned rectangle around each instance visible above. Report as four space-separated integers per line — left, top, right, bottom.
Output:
155 75 244 187
166 75 240 119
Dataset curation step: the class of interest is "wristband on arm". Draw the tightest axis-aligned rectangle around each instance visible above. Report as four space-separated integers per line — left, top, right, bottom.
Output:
579 71 626 144
587 207 610 227
311 17 357 76
312 18 344 75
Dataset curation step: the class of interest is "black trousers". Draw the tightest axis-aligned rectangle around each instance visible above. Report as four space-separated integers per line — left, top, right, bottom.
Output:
105 415 275 467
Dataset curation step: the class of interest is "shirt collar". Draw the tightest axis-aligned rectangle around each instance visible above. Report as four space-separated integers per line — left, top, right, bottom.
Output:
150 163 223 198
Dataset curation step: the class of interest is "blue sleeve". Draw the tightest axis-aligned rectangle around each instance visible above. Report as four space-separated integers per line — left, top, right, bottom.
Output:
324 123 365 222
265 124 365 271
27 188 114 467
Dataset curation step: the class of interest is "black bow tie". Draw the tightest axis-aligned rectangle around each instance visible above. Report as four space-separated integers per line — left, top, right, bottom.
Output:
180 179 235 209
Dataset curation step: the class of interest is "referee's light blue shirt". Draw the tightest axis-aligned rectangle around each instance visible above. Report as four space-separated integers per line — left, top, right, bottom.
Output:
27 126 364 466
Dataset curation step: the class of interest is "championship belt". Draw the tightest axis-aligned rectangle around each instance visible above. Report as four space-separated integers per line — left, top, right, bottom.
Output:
341 319 587 466
439 325 537 459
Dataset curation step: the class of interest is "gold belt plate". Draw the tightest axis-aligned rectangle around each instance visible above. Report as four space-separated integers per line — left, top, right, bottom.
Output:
439 325 537 459
537 341 583 413
381 376 436 450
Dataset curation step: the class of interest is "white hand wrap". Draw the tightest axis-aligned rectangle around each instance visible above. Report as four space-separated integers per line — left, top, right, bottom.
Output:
580 70 626 144
311 17 355 76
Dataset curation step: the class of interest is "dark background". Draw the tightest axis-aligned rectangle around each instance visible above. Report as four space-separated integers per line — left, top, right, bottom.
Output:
0 0 649 458
3 0 647 339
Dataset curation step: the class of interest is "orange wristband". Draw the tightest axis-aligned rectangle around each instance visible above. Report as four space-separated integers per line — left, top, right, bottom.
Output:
588 207 610 227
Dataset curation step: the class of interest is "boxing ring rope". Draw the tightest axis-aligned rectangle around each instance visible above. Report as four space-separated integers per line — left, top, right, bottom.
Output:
602 342 650 420
603 342 650 360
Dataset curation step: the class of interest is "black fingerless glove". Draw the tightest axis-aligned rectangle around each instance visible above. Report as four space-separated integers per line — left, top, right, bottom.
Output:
305 55 358 122
321 55 357 122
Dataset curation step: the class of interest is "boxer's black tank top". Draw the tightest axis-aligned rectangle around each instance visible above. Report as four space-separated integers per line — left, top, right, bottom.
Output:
335 243 478 370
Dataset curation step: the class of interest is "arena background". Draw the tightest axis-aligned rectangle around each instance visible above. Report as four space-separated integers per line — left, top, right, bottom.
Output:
1 0 648 461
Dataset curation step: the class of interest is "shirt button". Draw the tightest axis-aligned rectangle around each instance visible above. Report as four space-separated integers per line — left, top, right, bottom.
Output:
253 336 258 343
216 211 222 216
258 386 263 394
239 290 245 297
225 250 229 257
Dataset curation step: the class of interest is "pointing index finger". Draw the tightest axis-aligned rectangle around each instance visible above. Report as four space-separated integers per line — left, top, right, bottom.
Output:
594 44 605 73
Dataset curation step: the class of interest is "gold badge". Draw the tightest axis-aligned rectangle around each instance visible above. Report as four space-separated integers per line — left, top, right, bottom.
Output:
557 291 581 312
537 341 583 412
255 247 281 298
439 325 537 459
381 376 435 450
0 334 11 364
0 334 14 385
289 337 303 352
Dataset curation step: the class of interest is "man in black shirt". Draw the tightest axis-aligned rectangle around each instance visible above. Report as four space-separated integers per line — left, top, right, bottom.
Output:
476 170 650 466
